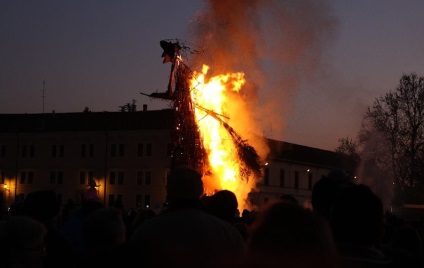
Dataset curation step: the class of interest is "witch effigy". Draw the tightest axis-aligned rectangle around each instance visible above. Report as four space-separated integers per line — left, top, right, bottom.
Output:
84 179 100 201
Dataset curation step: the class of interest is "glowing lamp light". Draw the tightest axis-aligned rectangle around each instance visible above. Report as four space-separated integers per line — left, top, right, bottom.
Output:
3 184 10 193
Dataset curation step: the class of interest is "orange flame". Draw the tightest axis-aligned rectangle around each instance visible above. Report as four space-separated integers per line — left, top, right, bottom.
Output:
191 64 259 211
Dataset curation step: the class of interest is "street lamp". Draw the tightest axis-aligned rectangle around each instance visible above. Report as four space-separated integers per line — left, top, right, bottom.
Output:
3 183 10 193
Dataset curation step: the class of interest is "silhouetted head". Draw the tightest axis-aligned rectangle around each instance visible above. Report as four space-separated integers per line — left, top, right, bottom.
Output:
0 215 47 268
248 201 337 268
311 169 354 221
166 166 203 204
24 190 60 223
82 207 126 251
207 190 238 223
330 184 384 246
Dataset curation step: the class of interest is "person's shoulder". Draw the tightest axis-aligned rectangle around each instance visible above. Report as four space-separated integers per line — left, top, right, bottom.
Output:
129 213 166 238
204 212 245 238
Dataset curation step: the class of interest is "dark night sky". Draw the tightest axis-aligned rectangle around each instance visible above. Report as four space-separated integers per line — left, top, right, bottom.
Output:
1 0 424 151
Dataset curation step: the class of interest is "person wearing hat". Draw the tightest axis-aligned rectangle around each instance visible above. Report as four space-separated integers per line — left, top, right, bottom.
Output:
84 179 99 201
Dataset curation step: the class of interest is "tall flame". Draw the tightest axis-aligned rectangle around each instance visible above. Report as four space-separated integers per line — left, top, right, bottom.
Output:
191 64 258 211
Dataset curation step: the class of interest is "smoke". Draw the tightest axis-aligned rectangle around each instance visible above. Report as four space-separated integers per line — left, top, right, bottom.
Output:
187 0 339 158
356 129 395 211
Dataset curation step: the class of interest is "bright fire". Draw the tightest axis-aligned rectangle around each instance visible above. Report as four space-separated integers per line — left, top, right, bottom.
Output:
191 64 259 211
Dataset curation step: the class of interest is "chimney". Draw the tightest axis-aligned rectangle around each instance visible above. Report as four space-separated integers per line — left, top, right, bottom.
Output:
143 104 147 111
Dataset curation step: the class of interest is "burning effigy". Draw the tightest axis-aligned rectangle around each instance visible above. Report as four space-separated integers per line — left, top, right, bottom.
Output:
141 39 264 211
142 0 339 211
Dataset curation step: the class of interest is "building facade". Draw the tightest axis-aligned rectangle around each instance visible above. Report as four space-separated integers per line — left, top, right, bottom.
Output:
0 109 356 212
251 139 356 208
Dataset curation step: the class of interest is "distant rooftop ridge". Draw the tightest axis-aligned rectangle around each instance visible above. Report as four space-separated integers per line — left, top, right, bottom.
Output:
0 108 173 132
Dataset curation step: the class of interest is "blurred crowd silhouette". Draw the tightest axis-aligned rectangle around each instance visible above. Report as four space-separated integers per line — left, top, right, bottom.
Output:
0 166 423 268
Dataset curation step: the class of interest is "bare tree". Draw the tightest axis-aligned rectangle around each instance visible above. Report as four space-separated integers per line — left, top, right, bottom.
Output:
119 99 137 112
335 137 360 163
360 73 424 202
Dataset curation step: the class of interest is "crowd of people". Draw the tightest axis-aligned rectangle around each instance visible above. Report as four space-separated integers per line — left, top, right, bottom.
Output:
0 166 423 268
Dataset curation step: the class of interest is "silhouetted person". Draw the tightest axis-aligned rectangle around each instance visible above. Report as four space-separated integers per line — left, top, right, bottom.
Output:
24 189 75 268
207 189 238 223
7 193 26 217
83 179 99 201
126 208 157 239
206 189 252 241
76 207 127 268
311 169 354 221
233 221 250 241
59 199 104 253
382 223 424 267
246 201 338 268
0 215 47 268
129 166 246 268
330 184 392 267
57 198 76 229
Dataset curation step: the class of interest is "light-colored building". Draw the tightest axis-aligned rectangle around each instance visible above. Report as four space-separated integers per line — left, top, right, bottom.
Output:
0 109 173 212
251 139 356 208
0 108 355 212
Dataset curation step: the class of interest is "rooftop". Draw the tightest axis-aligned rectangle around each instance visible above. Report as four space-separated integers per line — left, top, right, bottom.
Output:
0 109 173 132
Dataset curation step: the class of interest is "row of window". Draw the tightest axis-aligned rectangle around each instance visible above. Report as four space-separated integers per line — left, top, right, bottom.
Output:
0 170 155 186
0 142 167 158
263 168 315 190
0 168 319 189
14 192 152 209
